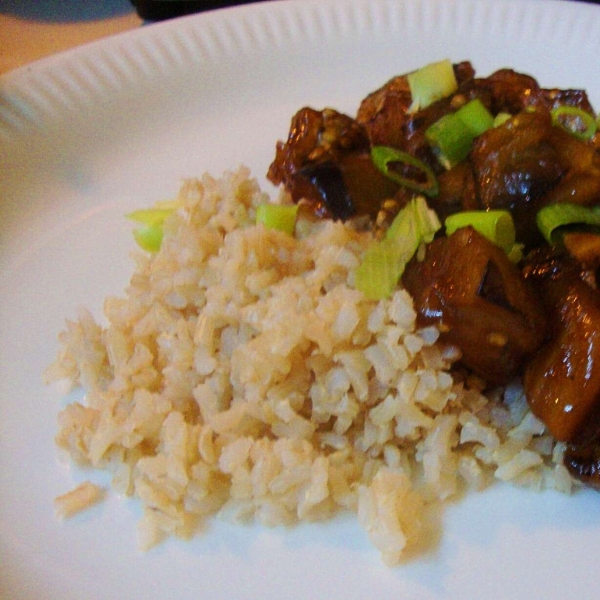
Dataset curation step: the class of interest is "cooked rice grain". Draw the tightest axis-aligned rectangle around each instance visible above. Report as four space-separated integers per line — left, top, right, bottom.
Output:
54 481 105 519
45 167 576 563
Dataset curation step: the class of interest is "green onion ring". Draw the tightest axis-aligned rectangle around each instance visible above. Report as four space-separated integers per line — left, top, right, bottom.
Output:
406 59 458 112
537 202 600 245
551 106 597 141
371 146 439 197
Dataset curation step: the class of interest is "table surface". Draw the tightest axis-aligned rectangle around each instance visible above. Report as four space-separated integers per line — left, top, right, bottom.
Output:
0 0 143 75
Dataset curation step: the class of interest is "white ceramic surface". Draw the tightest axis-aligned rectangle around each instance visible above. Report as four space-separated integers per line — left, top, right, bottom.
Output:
2 1 600 598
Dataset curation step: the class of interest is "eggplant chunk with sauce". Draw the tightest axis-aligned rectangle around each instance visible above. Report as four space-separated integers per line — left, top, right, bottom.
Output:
268 60 600 487
403 227 546 385
522 250 600 485
267 107 398 220
471 109 600 249
522 250 600 440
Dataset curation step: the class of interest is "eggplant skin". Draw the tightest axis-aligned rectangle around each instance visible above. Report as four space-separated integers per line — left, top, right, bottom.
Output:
402 227 546 385
565 438 600 487
293 154 400 221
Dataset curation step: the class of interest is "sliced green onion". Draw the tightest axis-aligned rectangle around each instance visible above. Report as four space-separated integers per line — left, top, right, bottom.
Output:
445 210 516 254
127 205 178 253
354 238 406 301
355 196 441 300
426 114 473 169
426 99 494 169
256 203 298 235
386 195 440 244
407 59 458 112
127 207 176 227
551 106 597 141
132 225 164 253
537 203 600 245
371 146 439 197
506 243 524 264
457 99 495 136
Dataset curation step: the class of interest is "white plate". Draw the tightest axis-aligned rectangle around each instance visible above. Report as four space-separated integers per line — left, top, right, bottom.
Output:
2 0 600 598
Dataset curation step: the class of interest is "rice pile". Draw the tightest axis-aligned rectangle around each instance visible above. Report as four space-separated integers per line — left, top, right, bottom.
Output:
44 167 576 564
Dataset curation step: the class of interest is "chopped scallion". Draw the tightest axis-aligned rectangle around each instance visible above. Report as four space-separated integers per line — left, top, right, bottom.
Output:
256 203 299 235
551 106 597 141
426 99 494 169
506 243 524 264
132 224 164 253
457 98 495 136
407 59 458 112
537 203 600 245
444 210 516 254
355 196 441 300
127 208 176 227
370 146 439 197
386 195 440 245
425 114 473 169
127 206 178 253
354 238 406 301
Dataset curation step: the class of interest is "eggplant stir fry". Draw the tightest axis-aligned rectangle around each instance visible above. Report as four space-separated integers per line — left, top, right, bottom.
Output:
267 60 600 487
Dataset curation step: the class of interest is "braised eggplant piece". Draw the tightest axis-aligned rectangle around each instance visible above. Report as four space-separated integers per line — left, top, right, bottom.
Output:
403 227 546 385
292 153 399 220
356 61 476 168
539 125 600 206
525 248 600 487
267 108 402 220
267 107 370 194
293 162 352 220
471 110 566 247
541 87 596 114
354 72 412 149
523 250 600 442
475 68 543 114
469 68 595 115
431 160 478 221
563 232 600 268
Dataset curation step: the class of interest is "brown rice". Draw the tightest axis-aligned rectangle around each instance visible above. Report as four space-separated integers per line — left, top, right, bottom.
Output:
44 167 576 564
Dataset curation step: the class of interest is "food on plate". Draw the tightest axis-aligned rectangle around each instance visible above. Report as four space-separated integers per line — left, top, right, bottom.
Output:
54 481 105 519
268 59 600 474
402 226 545 385
45 59 600 563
